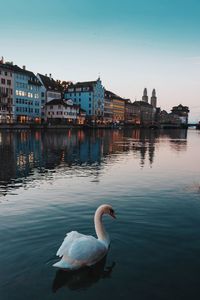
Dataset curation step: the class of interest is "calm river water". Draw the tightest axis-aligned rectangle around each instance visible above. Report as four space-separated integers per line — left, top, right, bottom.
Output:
0 128 200 300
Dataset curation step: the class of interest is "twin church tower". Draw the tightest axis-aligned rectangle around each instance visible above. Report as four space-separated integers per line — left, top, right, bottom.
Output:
142 88 157 108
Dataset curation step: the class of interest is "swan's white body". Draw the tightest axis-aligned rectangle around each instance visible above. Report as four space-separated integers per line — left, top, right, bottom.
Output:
53 204 116 270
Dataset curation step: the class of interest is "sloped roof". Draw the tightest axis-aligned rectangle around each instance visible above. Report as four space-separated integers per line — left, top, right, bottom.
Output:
65 79 100 92
0 63 41 86
45 98 79 109
132 100 153 107
38 73 62 91
171 104 189 111
105 90 127 101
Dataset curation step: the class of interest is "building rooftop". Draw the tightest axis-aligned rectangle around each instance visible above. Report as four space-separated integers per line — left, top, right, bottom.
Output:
171 104 189 112
132 100 153 107
45 98 80 109
38 73 62 91
105 90 127 101
0 62 41 86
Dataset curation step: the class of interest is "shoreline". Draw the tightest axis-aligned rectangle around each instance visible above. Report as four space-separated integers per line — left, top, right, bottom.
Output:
0 124 191 130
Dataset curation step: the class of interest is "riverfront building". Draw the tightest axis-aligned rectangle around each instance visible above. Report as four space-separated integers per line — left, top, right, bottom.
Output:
45 98 82 124
37 74 62 121
171 104 189 125
0 59 42 123
64 78 104 122
0 59 14 123
104 90 127 124
14 66 42 123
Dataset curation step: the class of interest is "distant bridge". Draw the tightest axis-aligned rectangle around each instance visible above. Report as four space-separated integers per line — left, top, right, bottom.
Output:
149 123 200 129
188 123 200 128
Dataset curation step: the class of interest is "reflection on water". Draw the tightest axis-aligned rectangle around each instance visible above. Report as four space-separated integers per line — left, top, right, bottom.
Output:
52 256 115 292
0 128 188 196
1 128 200 300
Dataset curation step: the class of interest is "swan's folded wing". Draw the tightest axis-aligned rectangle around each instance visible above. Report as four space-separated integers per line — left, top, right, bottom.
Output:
68 236 107 265
56 231 85 257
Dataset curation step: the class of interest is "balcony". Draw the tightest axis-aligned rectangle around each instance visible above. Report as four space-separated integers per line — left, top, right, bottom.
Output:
0 91 8 97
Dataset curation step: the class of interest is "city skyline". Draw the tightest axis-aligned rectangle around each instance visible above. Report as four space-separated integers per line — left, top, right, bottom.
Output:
1 0 200 121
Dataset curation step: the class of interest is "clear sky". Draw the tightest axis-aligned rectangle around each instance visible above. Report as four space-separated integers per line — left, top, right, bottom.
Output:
1 0 200 121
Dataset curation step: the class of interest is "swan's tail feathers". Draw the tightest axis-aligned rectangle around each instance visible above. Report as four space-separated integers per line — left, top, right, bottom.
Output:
53 259 74 269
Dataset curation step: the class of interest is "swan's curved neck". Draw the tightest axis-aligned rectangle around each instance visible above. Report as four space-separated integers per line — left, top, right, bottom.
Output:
94 207 110 247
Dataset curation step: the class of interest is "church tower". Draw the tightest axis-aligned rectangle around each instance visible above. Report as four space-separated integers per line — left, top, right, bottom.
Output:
150 89 157 108
142 88 148 103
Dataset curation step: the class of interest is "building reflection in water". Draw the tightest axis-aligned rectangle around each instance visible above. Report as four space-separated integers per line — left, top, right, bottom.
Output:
0 128 188 196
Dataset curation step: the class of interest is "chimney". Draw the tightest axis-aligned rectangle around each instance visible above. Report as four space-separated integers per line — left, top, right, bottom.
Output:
49 73 52 79
23 65 26 70
0 56 4 64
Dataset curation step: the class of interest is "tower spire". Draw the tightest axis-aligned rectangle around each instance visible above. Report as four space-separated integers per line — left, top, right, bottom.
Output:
150 89 157 108
142 88 148 103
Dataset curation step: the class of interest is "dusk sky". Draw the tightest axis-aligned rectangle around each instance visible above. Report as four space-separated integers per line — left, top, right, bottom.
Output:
1 0 200 121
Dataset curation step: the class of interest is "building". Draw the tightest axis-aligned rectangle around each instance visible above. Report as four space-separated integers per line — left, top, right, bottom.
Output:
105 90 126 124
1 59 42 123
150 89 157 108
37 73 62 121
14 66 42 123
159 110 181 125
0 59 14 123
45 98 80 124
124 100 137 124
131 101 154 125
104 90 113 123
171 104 189 124
142 88 148 103
64 77 104 122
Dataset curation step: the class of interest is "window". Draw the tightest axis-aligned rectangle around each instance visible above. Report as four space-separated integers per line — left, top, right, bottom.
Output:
7 80 11 85
1 78 5 84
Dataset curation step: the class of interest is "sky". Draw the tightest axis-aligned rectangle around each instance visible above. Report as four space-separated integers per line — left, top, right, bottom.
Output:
0 0 200 121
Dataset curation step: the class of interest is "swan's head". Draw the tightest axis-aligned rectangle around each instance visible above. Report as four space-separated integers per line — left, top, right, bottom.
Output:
98 204 116 219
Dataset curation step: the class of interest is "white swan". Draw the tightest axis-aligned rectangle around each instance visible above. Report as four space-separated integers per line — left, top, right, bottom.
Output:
53 204 116 270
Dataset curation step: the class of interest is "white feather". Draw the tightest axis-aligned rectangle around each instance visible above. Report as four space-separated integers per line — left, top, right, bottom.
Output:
53 204 116 270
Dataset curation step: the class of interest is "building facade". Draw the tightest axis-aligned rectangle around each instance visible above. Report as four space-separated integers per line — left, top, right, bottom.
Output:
104 90 113 123
45 99 80 124
1 60 42 123
37 73 62 121
0 60 14 123
131 101 154 125
14 66 42 123
64 78 104 121
105 90 126 123
171 104 189 124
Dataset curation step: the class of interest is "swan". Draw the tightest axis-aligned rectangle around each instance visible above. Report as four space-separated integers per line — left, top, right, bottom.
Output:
53 204 116 270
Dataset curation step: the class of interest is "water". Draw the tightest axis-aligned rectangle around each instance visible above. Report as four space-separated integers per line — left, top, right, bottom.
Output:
0 128 200 300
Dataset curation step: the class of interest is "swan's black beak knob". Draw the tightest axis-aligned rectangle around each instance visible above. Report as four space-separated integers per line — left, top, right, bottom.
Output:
110 209 116 219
